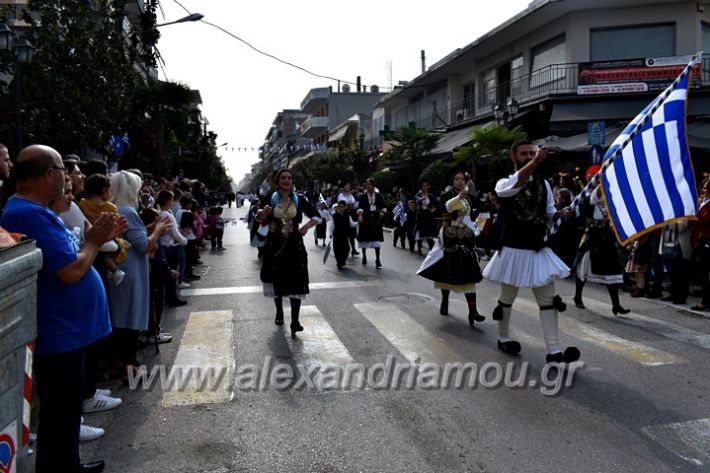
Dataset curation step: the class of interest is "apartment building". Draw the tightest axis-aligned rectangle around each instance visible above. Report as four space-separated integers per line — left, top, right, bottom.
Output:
260 109 312 170
375 0 710 157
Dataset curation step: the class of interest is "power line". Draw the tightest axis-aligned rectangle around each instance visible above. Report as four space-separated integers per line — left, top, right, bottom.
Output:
168 0 383 90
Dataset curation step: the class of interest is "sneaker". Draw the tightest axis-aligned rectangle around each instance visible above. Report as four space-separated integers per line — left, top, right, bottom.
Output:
109 269 126 286
83 393 122 413
80 423 105 442
178 282 191 289
147 332 173 344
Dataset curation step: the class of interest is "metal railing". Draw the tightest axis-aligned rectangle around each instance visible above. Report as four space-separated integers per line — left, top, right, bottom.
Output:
389 54 710 131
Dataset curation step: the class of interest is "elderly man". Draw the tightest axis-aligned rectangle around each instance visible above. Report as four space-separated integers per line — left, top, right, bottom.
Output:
0 145 126 473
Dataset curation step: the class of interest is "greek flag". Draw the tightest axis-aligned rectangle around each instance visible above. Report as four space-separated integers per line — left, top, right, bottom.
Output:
393 202 407 225
601 54 701 245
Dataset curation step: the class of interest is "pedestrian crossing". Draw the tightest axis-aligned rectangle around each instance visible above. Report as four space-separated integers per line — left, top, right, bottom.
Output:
158 295 710 407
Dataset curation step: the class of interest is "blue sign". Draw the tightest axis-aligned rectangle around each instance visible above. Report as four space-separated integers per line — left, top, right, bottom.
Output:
588 145 604 165
587 121 605 145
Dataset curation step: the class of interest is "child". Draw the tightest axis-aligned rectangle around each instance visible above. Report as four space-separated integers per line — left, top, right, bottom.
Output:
208 206 225 250
403 199 417 252
78 173 128 285
328 200 358 269
314 201 330 247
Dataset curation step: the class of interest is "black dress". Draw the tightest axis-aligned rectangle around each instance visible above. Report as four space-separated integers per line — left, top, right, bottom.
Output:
331 212 356 266
260 197 320 297
356 191 387 247
418 191 483 291
415 192 437 240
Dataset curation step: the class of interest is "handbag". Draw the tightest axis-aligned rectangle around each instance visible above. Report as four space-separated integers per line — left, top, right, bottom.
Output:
661 224 683 261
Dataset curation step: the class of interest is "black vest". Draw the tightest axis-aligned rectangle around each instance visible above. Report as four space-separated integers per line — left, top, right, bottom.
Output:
499 175 549 251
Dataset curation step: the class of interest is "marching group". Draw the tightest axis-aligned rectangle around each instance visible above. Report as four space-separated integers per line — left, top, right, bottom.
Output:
0 144 232 473
249 139 710 366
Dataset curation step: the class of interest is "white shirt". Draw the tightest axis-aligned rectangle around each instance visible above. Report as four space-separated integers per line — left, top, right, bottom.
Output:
495 173 556 221
159 210 188 246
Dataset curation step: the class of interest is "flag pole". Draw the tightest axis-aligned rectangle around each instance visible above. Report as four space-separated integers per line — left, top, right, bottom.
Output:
548 51 703 238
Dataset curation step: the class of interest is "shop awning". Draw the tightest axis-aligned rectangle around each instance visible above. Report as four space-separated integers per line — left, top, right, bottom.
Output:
429 121 495 155
328 125 349 143
550 97 710 125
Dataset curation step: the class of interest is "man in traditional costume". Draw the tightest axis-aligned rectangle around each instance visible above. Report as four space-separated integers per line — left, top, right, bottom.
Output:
482 141 580 363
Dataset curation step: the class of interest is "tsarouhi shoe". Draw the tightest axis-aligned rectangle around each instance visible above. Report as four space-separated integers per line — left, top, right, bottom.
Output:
545 347 581 364
497 340 521 355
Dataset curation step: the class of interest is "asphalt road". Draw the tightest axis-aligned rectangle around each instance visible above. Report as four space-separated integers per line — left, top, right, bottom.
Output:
82 206 710 473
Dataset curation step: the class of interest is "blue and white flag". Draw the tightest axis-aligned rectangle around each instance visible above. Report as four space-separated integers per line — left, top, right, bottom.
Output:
600 54 701 245
393 201 407 225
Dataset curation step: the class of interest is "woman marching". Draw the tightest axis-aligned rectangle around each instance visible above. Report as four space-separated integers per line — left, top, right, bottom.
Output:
418 169 486 326
258 169 322 337
356 178 388 268
572 186 630 315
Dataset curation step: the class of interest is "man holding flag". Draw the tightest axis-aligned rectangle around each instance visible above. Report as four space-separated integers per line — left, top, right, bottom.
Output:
482 141 579 364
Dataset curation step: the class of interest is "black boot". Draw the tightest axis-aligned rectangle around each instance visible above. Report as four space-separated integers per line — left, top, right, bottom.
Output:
274 296 284 325
608 284 630 314
439 289 449 316
375 248 382 269
465 293 485 325
574 276 586 309
290 298 303 337
362 249 367 265
417 241 423 256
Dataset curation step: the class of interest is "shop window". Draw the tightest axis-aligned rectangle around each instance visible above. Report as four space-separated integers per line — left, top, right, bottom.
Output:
590 24 675 61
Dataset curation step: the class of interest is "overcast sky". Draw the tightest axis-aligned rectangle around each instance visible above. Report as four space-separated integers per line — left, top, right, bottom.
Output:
157 0 532 183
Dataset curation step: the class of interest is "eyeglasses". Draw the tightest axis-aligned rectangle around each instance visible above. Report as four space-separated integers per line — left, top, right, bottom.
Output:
51 165 67 173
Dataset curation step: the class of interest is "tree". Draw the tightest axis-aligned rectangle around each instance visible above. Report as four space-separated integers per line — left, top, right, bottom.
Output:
453 124 527 190
2 0 157 154
380 127 440 191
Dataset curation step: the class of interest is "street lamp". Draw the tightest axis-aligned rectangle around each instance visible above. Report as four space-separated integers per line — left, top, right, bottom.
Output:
0 23 35 152
494 97 520 126
156 13 204 27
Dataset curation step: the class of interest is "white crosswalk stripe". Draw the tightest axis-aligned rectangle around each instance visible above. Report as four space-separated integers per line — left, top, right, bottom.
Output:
284 305 355 366
354 302 462 364
513 298 684 366
642 418 710 466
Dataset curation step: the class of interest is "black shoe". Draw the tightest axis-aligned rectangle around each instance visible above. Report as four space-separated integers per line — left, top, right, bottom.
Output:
439 303 448 316
573 297 585 309
80 460 106 473
546 347 581 364
468 312 485 326
167 299 188 307
290 323 303 337
275 313 284 326
497 340 521 355
612 306 630 315
352 251 359 256
553 295 566 312
362 257 367 265
376 260 382 269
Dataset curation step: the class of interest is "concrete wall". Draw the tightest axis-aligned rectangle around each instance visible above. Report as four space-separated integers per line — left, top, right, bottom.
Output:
328 92 386 130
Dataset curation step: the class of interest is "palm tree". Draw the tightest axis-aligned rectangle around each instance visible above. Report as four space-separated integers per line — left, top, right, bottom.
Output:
381 127 440 190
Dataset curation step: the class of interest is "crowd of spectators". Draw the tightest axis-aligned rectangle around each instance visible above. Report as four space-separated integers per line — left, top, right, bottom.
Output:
0 143 231 473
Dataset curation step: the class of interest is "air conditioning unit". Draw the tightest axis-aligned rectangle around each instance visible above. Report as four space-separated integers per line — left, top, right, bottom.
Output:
455 109 465 121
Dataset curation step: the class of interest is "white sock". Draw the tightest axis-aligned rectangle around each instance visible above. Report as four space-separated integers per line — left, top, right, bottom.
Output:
540 309 561 354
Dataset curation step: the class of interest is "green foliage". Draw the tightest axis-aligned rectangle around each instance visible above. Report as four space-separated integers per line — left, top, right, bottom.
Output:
453 124 527 167
370 169 403 196
381 127 440 190
420 159 450 192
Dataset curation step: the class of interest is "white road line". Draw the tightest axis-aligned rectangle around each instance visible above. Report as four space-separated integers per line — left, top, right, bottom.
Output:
582 298 710 349
642 418 710 466
355 302 462 364
162 310 234 407
182 280 379 297
285 305 355 367
514 298 684 366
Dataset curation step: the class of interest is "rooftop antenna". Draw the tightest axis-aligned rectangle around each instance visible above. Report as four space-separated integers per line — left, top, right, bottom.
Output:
387 59 393 92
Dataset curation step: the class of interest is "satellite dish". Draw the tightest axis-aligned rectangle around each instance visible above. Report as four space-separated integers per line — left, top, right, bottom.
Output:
342 84 351 93
371 84 379 93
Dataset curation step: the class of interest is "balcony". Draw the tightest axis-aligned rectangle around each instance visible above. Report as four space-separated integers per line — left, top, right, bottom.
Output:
300 116 329 138
300 88 330 114
390 54 710 131
123 0 146 28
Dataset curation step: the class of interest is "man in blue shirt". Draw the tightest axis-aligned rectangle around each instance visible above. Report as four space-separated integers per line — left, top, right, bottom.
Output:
1 145 126 473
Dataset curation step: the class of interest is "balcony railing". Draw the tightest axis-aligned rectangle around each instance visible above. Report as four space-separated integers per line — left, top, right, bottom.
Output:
300 115 329 138
389 54 710 131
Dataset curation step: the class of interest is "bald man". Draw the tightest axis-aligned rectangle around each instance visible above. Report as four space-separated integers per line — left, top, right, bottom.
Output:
0 145 126 473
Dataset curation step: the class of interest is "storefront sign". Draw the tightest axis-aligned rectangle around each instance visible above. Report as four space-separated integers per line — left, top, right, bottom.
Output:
587 122 606 145
577 55 701 95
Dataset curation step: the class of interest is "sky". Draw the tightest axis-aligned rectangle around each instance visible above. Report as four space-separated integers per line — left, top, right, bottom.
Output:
156 0 532 184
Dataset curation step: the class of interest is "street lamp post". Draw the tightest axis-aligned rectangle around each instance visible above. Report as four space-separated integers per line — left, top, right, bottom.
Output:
156 13 204 28
0 23 34 152
493 97 520 127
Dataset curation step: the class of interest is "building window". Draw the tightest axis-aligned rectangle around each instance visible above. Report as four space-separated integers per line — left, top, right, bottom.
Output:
511 56 524 96
703 22 710 58
530 35 566 87
462 82 475 116
590 24 675 61
479 69 496 107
